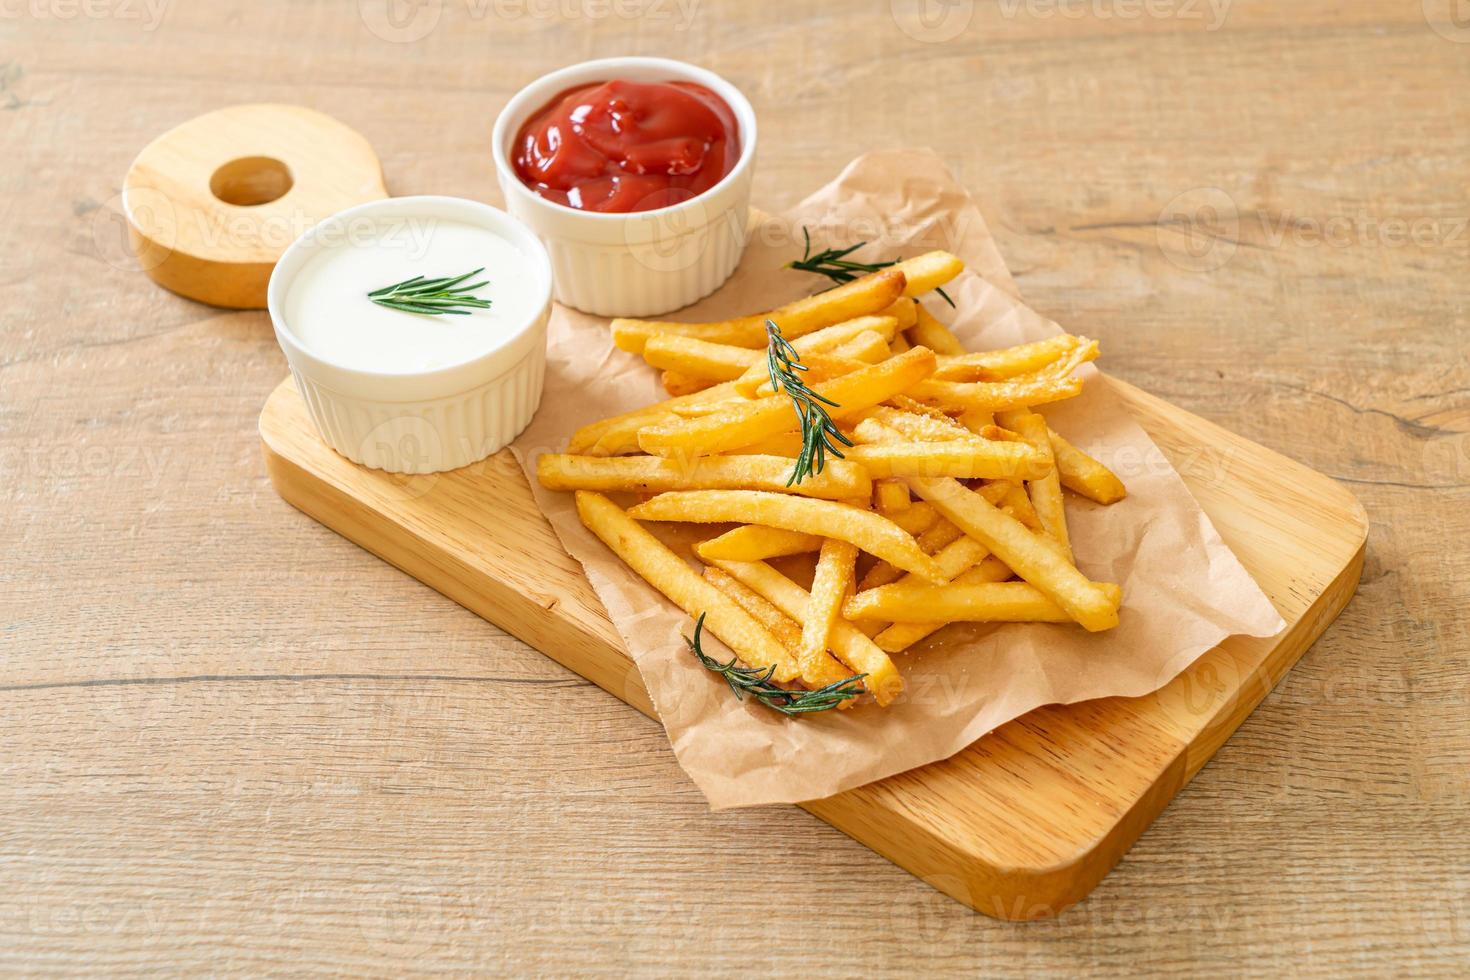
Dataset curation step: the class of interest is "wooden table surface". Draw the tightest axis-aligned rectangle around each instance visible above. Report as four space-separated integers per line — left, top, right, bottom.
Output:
3 2 1467 974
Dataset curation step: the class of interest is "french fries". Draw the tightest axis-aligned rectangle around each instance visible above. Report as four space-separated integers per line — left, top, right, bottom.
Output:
893 252 965 298
637 347 937 458
846 580 1124 624
645 334 762 380
574 491 803 683
731 315 901 396
628 490 949 585
538 245 1132 717
935 334 1081 381
842 439 1047 480
907 303 967 355
854 420 1120 631
538 453 872 500
1049 428 1127 504
908 340 1100 413
799 540 859 677
702 567 860 692
874 479 911 513
697 526 824 561
996 410 1071 560
611 268 905 353
711 558 903 705
647 321 896 386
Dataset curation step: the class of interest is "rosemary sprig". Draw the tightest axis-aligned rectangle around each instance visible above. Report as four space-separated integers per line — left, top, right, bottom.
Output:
686 613 866 716
765 319 853 485
368 268 493 316
786 227 954 307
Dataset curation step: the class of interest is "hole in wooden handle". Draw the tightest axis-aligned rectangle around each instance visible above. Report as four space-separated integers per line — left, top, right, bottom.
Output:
209 156 294 207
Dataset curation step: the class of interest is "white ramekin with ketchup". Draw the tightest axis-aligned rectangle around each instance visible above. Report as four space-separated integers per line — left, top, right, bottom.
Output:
492 57 757 318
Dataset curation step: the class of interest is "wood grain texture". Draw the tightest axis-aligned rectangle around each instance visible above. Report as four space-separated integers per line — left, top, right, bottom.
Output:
123 103 388 308
260 372 1367 920
2 0 1467 974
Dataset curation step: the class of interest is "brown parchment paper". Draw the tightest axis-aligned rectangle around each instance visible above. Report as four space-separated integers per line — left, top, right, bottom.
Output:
510 150 1284 810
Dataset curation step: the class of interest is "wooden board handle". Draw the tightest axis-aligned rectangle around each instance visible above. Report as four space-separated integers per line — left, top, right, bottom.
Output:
124 103 388 309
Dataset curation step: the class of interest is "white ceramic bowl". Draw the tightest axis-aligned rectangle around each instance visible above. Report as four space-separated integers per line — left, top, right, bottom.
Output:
491 57 757 318
267 196 553 474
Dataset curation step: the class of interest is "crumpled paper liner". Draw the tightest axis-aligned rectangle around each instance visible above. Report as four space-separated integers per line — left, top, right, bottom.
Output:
510 150 1284 809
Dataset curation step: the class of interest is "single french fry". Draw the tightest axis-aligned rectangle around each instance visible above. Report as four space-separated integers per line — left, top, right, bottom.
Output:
907 303 967 355
636 347 937 458
1001 482 1045 532
573 492 803 682
537 453 872 500
731 315 901 396
627 490 949 584
1049 428 1127 504
709 558 903 705
893 251 965 298
702 567 857 692
645 334 761 380
843 439 1047 480
846 580 1122 624
859 405 981 444
854 421 1119 630
935 334 1081 381
908 340 1099 412
882 298 919 330
697 525 825 562
662 370 718 396
727 431 804 457
798 539 859 675
908 375 1084 412
873 558 1015 652
611 268 906 353
570 380 743 455
874 479 911 514
997 410 1071 560
888 501 939 535
958 409 996 432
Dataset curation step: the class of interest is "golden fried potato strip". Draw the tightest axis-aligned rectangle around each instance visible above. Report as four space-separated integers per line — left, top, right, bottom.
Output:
574 491 802 682
611 269 905 353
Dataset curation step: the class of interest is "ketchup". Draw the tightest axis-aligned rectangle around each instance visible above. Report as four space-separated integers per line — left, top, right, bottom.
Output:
512 79 740 214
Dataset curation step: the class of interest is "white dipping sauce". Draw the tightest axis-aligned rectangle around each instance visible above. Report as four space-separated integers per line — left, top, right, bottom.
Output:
284 218 541 374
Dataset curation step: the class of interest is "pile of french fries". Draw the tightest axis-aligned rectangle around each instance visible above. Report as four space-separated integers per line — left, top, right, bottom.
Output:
537 250 1128 710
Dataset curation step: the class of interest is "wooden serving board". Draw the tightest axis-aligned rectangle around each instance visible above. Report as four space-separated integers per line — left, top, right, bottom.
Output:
260 375 1367 920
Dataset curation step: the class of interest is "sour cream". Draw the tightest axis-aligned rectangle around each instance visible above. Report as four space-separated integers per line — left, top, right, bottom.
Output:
268 196 552 473
284 217 543 374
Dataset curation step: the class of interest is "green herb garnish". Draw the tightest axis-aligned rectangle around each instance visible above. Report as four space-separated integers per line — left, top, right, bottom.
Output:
765 319 852 486
787 227 954 307
368 268 492 316
686 613 866 716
